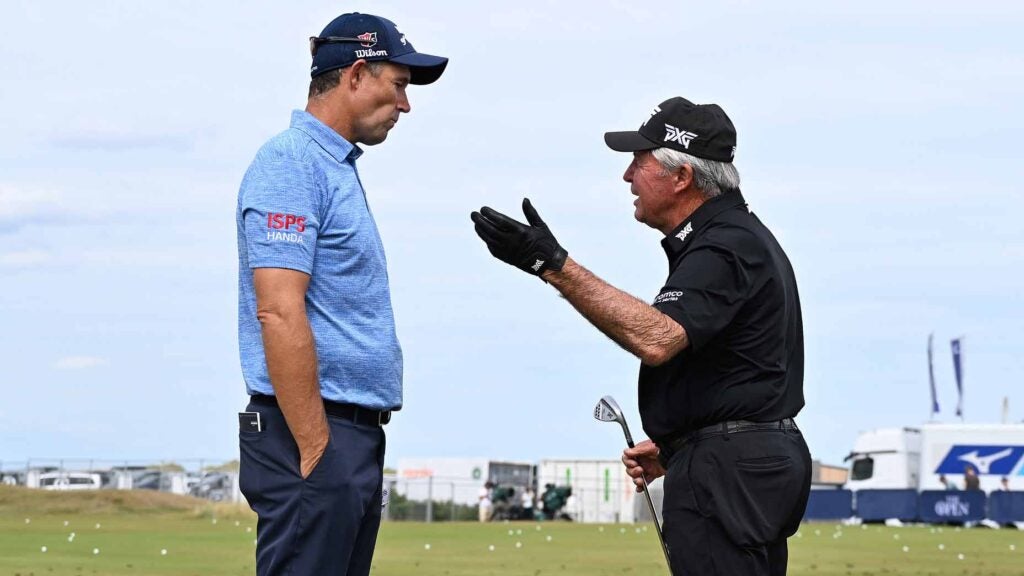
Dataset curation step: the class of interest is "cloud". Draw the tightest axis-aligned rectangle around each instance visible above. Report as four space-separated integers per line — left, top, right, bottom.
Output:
0 185 60 219
0 250 52 268
49 131 195 153
54 356 109 370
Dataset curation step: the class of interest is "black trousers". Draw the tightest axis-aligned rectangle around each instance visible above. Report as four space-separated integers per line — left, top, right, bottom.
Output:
239 401 386 576
662 426 811 576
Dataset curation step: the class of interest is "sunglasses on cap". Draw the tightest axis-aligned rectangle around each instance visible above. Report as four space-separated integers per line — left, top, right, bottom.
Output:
309 36 376 57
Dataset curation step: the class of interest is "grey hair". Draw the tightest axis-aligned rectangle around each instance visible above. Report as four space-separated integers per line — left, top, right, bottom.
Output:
308 61 387 99
651 147 740 200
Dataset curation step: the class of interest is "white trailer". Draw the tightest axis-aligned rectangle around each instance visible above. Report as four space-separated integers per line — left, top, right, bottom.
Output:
845 423 1024 492
536 458 640 523
395 458 533 506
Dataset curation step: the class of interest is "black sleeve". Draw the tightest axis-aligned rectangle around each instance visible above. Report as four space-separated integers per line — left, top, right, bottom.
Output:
652 245 759 351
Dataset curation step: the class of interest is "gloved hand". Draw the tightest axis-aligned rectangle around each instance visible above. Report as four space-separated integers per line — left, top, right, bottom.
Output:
471 198 568 277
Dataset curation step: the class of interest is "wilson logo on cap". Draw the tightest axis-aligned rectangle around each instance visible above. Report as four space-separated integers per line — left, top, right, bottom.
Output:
357 32 377 47
664 124 698 149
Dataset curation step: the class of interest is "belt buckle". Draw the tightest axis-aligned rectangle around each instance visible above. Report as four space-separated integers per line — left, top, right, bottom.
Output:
378 410 391 426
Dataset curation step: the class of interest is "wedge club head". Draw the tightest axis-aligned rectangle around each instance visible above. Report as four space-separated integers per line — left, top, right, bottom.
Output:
594 395 635 447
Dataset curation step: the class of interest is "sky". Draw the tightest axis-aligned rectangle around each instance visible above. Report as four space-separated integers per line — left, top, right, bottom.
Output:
1 0 1022 472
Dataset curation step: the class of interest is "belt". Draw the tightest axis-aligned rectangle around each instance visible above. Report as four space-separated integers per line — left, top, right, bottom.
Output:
658 418 798 465
250 394 392 427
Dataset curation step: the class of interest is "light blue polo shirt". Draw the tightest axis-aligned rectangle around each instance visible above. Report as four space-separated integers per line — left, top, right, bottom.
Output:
236 110 403 410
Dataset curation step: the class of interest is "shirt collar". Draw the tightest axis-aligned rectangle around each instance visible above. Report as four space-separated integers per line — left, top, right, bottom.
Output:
660 190 747 258
290 110 363 163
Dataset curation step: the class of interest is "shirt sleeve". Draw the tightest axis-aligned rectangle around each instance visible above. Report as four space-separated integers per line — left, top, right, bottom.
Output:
240 158 320 274
652 244 759 351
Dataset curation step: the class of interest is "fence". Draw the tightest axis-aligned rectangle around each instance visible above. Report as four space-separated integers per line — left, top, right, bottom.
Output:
0 458 242 503
803 488 1024 524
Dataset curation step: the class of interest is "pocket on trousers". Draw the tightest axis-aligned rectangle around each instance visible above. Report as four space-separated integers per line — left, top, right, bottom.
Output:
696 435 806 547
238 430 264 503
301 431 334 483
736 455 792 470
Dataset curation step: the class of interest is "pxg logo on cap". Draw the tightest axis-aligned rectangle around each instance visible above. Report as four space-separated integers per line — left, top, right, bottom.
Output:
311 12 448 85
604 97 738 163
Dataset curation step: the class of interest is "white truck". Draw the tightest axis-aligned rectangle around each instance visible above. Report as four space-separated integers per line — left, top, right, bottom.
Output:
845 423 1024 492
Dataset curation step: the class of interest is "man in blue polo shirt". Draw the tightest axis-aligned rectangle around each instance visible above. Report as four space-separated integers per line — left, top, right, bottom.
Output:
236 12 447 576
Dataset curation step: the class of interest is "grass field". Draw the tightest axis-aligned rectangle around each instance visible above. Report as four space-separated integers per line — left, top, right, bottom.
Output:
1 486 1022 575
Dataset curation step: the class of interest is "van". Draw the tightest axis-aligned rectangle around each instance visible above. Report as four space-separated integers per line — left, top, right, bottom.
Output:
38 472 102 491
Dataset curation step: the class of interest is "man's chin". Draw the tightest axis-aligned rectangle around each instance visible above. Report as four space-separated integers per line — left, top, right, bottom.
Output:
362 133 388 146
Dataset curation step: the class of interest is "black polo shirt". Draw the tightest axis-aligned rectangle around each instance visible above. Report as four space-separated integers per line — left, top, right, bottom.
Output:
639 190 804 443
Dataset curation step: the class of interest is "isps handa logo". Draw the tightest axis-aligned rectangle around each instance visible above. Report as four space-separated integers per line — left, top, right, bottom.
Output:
266 212 306 244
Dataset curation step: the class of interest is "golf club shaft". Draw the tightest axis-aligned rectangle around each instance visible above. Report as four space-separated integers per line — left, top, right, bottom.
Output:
639 474 674 575
622 432 671 569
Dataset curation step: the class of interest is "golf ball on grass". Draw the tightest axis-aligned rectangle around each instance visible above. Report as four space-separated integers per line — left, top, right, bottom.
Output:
938 544 945 550
93 548 100 555
161 549 168 556
902 546 909 553
424 544 431 550
957 553 964 560
488 545 495 551
515 542 522 549
546 535 552 542
41 546 47 553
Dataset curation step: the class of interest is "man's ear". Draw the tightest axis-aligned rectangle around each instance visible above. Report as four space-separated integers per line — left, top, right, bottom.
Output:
673 164 694 194
347 59 369 88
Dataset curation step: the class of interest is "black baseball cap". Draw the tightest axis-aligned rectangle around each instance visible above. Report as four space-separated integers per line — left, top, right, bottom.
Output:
604 97 737 162
310 13 448 85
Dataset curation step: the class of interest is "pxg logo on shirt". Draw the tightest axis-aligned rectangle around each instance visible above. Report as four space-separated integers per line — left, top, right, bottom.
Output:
266 212 307 244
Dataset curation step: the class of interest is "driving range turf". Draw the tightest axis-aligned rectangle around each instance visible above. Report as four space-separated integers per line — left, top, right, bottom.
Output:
1 486 1022 575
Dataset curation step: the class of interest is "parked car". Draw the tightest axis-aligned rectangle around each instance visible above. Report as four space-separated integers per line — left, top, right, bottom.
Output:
189 472 232 501
38 472 102 491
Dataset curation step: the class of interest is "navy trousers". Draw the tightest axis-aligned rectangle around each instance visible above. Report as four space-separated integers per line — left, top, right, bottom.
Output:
662 426 811 576
239 401 386 576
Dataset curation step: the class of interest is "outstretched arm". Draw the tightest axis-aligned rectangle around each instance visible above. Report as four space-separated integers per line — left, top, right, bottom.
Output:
543 258 688 366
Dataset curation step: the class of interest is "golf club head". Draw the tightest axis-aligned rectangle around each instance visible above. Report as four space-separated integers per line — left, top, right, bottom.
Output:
593 395 635 447
593 395 624 423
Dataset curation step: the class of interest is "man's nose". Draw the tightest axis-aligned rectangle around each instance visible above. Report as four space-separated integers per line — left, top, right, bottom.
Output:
397 92 411 113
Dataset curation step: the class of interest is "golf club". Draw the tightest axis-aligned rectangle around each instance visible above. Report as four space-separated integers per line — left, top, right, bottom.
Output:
593 395 674 575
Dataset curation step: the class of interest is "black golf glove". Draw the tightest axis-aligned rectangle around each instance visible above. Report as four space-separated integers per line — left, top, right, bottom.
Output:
471 198 568 278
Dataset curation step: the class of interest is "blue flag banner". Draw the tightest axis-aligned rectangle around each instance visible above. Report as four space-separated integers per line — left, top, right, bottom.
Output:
933 445 1024 475
928 334 939 415
951 338 964 417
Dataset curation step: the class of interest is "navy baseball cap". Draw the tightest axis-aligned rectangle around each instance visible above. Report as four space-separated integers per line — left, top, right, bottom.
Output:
604 97 737 162
310 13 448 85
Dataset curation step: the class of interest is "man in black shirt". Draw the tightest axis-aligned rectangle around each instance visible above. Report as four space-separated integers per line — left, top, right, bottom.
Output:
471 97 810 575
